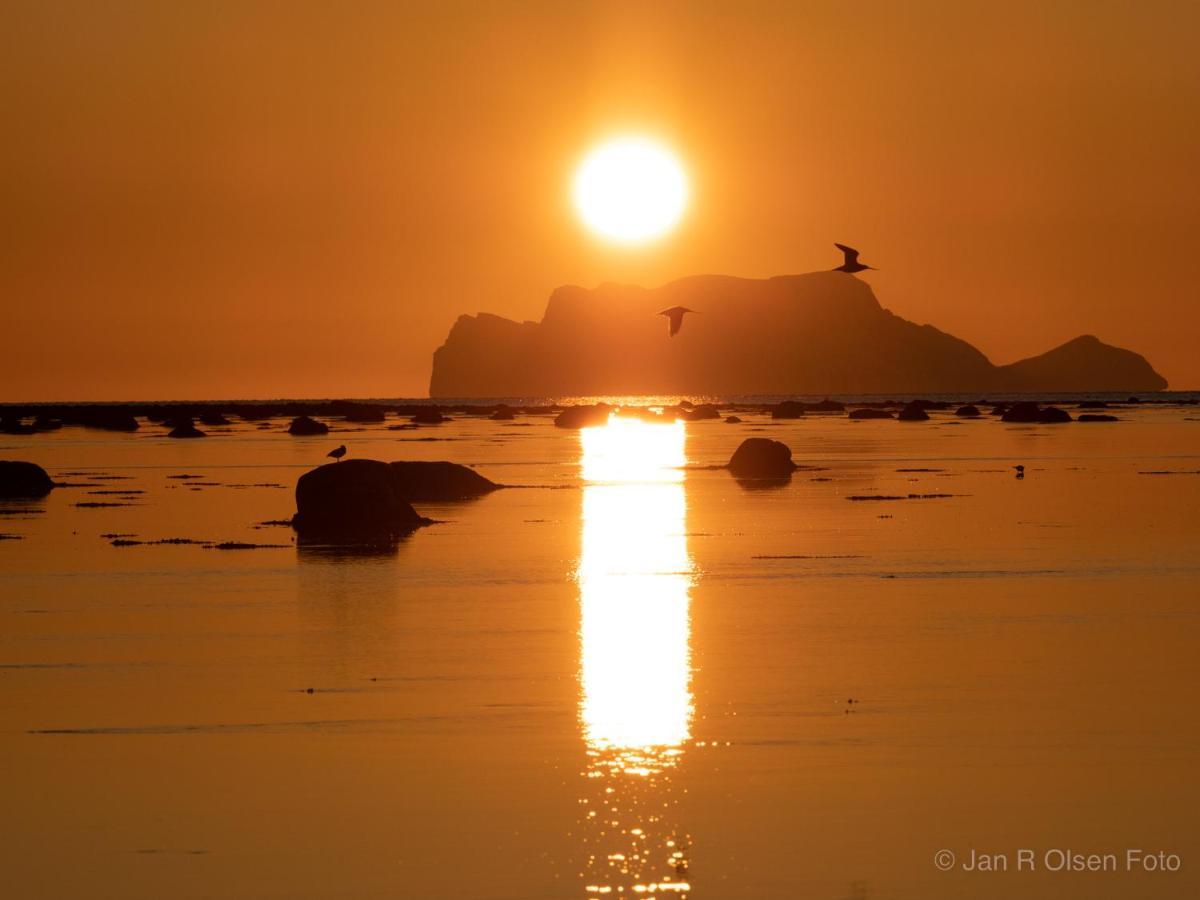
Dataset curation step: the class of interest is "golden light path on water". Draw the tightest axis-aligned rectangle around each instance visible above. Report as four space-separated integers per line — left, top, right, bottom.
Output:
577 415 694 896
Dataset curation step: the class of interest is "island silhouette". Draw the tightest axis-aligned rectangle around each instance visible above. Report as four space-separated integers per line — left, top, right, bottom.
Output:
430 272 1166 397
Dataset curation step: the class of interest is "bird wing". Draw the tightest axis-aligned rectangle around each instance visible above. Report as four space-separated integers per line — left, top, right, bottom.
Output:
834 243 859 264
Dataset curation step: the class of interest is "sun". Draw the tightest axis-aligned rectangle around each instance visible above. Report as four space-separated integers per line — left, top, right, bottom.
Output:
573 137 689 244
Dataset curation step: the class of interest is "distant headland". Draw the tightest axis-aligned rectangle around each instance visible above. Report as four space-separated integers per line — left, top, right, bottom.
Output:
429 272 1166 397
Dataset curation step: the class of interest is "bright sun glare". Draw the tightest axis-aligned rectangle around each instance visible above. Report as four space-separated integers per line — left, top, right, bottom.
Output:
573 137 689 244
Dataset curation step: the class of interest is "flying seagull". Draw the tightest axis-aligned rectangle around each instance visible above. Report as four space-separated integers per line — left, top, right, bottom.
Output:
659 306 697 338
327 444 347 462
833 243 877 273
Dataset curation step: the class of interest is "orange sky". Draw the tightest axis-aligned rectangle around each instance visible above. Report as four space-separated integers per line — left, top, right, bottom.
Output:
3 1 1198 399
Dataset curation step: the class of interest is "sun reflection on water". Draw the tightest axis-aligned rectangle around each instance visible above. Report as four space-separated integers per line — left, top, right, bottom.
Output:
577 415 694 897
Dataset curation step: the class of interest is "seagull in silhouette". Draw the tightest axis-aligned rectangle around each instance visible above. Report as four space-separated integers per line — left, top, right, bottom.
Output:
327 444 347 462
833 243 877 273
659 306 697 338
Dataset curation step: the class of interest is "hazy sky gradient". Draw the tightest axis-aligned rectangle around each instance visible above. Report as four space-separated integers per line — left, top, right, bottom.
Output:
4 0 1198 399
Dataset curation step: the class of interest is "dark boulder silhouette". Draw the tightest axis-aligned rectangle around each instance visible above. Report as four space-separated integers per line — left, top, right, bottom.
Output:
1038 406 1073 423
681 403 721 421
489 406 516 421
1001 402 1042 423
897 402 930 421
1078 413 1119 422
725 415 743 424
555 405 612 429
727 438 797 478
198 411 231 427
293 459 428 538
0 461 54 497
167 418 206 438
83 411 139 431
848 408 894 419
429 273 1167 396
32 416 63 431
955 404 982 417
1002 402 1073 423
389 461 501 501
288 416 329 436
771 401 806 419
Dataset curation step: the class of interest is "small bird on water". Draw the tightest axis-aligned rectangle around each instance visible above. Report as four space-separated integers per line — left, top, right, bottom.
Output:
327 445 347 462
1014 464 1025 479
659 306 697 337
832 243 877 273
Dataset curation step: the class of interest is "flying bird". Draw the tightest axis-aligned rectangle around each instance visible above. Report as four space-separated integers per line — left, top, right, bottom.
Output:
659 306 697 338
327 445 347 462
833 243 877 273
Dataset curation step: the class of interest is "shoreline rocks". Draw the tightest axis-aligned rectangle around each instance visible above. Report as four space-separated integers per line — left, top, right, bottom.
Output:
0 461 55 497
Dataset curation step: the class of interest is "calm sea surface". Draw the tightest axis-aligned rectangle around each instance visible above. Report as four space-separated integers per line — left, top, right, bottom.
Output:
2 397 1199 899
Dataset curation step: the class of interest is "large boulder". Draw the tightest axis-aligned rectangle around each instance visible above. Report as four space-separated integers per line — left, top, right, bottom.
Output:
411 408 450 425
897 402 930 421
554 404 612 429
293 459 428 538
1038 406 1073 423
0 461 54 497
727 438 797 478
288 415 329 436
389 461 501 501
955 404 981 417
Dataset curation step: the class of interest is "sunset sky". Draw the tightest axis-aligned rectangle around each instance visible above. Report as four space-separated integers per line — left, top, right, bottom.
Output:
4 1 1198 400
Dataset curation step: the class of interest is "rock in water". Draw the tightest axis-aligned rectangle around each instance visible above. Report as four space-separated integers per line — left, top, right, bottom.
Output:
288 415 329 436
1037 406 1073 423
389 461 501 501
411 408 449 424
554 405 612 429
727 438 797 478
848 408 894 420
198 411 231 427
293 459 427 538
1078 413 1119 422
0 461 54 497
725 415 743 424
807 399 845 412
955 404 982 417
770 401 806 419
681 404 721 421
167 418 206 438
1001 402 1041 423
897 402 930 421
489 406 516 421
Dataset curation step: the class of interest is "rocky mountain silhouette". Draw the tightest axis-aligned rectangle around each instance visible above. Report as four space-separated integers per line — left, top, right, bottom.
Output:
429 272 1166 397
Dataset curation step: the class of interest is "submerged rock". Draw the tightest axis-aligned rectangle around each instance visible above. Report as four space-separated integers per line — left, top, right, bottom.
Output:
897 402 930 421
1078 413 1119 422
725 415 743 424
770 401 806 419
554 405 612 429
389 461 502 501
411 408 449 425
727 438 797 478
1038 406 1073 423
293 459 428 539
167 418 206 438
288 415 329 436
681 404 721 421
0 460 54 497
848 408 894 420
